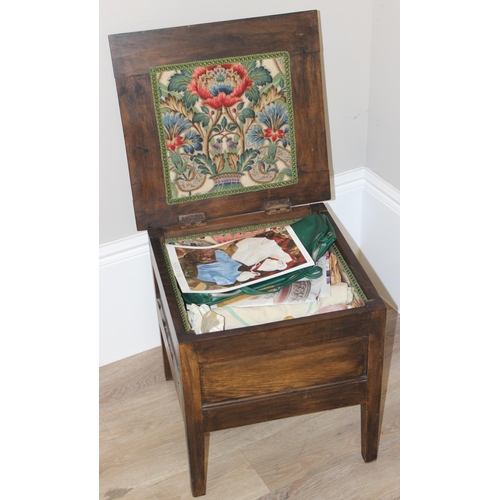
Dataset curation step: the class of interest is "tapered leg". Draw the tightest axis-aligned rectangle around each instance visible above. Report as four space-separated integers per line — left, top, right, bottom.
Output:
361 306 386 462
181 343 208 497
184 422 208 496
361 401 381 462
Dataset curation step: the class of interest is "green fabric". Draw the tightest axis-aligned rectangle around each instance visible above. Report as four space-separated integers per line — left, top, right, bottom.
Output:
289 213 336 261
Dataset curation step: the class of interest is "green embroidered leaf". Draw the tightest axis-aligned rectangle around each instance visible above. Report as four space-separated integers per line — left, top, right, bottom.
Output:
267 141 278 158
157 82 170 98
236 102 245 111
264 155 278 165
245 86 260 103
192 112 208 123
221 116 227 129
169 150 184 169
183 91 198 110
238 106 256 124
241 60 257 72
242 108 255 119
193 154 217 175
227 122 238 132
168 72 191 92
248 66 273 87
237 149 259 172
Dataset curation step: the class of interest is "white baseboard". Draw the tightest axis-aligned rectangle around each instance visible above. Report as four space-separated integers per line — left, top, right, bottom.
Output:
99 233 160 366
328 167 400 312
333 167 400 214
99 167 400 366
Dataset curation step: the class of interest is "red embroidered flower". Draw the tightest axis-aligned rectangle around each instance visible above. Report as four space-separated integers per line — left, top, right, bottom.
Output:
264 128 285 142
187 64 253 109
165 135 184 151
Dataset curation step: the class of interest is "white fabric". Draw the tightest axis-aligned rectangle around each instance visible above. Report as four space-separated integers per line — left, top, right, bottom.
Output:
187 282 353 334
231 237 292 266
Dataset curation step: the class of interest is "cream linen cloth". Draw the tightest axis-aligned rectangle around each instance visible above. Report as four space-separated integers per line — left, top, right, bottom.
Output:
187 282 353 334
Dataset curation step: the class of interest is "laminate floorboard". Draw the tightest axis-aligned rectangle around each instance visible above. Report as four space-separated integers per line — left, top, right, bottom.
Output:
100 307 399 499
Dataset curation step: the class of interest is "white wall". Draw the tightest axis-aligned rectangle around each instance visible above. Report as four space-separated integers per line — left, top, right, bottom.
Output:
328 168 400 312
99 0 375 244
366 0 400 189
99 236 159 366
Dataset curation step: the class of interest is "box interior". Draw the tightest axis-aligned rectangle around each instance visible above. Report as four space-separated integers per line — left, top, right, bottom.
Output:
160 218 367 334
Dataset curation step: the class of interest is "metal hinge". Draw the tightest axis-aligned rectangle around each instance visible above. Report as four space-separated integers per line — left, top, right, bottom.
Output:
179 212 207 229
264 198 292 215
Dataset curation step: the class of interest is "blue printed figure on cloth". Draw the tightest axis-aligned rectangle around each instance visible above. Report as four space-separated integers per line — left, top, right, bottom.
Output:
196 250 244 286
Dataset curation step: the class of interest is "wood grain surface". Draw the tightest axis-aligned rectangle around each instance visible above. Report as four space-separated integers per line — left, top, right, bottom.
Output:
99 307 399 499
109 11 332 231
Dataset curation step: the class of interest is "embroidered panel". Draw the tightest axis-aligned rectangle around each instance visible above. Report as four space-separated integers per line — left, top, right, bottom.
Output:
150 52 298 205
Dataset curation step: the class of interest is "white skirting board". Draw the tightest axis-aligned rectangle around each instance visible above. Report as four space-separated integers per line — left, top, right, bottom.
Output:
327 167 400 313
99 234 159 366
99 167 400 366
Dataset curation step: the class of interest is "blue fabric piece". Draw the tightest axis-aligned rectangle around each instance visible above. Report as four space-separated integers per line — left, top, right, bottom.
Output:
196 250 242 286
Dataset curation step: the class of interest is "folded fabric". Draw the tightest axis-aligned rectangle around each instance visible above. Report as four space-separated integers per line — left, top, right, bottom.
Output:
187 283 353 334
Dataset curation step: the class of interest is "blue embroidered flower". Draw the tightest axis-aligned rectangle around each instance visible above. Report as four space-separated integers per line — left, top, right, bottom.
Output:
257 102 289 142
182 130 203 154
246 124 266 147
162 112 202 152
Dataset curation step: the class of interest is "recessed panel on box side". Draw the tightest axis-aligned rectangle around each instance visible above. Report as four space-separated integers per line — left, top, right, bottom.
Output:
200 337 367 404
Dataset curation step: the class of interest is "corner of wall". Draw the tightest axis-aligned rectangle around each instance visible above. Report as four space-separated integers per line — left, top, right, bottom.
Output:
99 232 161 366
329 167 400 312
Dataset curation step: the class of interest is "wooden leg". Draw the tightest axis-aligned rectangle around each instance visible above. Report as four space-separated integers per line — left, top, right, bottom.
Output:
181 344 208 497
361 307 386 463
184 422 208 496
361 401 381 462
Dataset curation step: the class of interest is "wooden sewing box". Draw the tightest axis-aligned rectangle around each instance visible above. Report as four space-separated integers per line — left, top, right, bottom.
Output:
109 10 386 497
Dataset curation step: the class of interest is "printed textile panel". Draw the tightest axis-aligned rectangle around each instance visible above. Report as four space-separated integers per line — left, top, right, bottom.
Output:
150 51 298 205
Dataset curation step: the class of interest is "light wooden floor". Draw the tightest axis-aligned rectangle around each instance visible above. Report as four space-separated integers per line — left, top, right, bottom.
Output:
100 308 399 500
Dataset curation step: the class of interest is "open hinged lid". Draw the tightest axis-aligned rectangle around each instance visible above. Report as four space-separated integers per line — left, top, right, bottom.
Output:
109 10 332 231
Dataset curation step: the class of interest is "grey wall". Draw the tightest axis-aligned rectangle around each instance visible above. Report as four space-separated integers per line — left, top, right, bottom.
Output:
366 0 400 189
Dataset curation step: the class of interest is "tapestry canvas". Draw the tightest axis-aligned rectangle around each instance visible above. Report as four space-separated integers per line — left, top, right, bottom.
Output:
150 52 298 204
